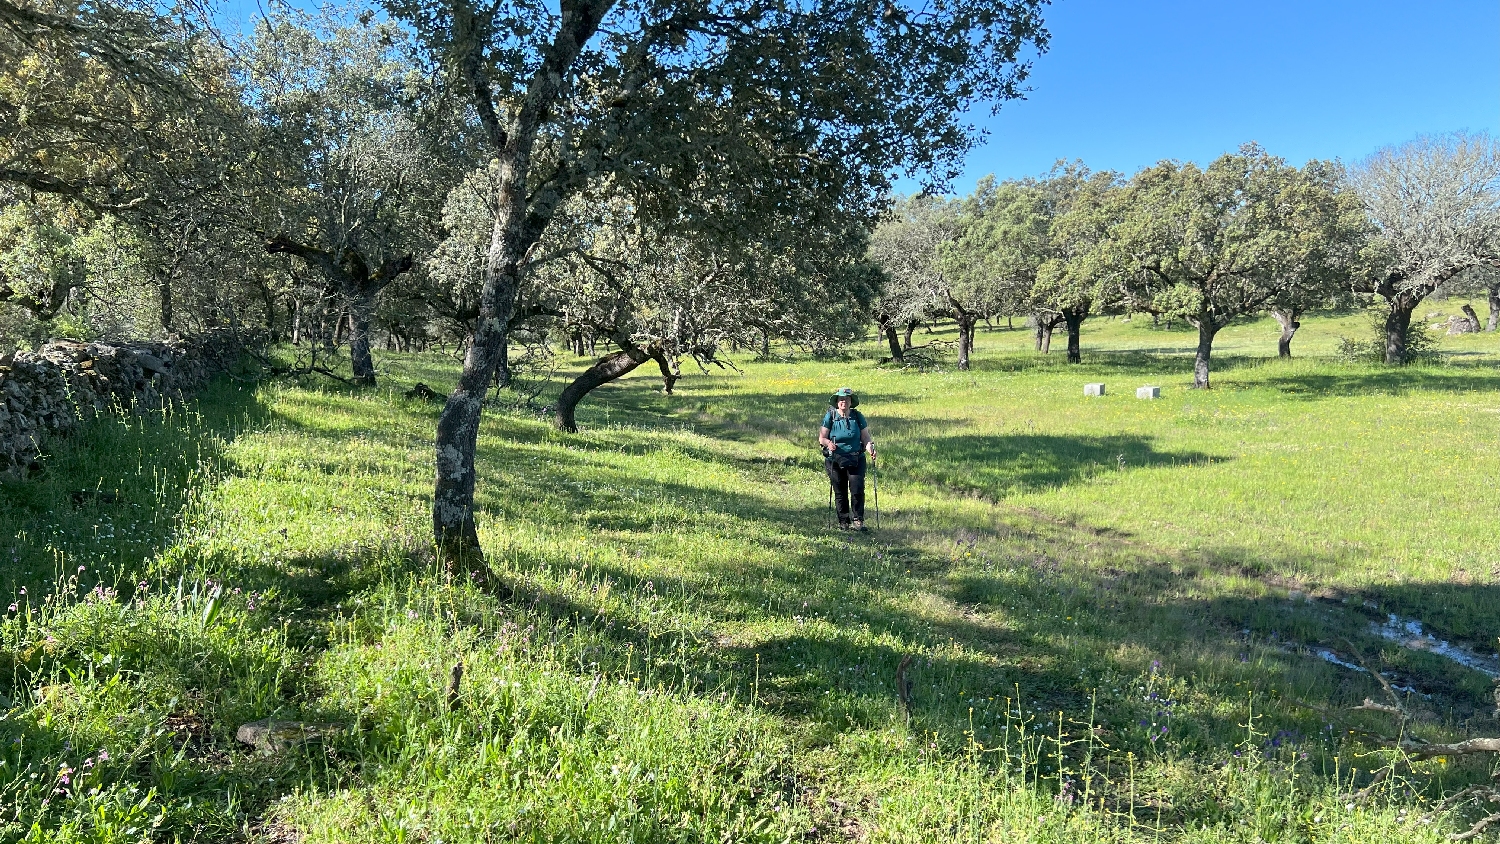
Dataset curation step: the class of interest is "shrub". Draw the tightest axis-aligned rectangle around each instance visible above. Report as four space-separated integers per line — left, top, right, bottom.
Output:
1334 307 1440 363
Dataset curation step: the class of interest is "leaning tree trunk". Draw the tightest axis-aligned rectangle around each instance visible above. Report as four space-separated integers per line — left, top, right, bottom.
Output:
1063 311 1085 364
903 322 916 351
1193 320 1219 389
1039 321 1054 354
652 350 679 395
1489 284 1500 331
1271 308 1301 358
1462 303 1481 333
883 324 903 360
349 293 378 386
555 347 653 432
1384 300 1416 365
956 314 976 371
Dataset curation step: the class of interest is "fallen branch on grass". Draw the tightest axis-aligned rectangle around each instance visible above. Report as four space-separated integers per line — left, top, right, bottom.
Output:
880 340 955 372
1343 766 1389 803
1352 698 1407 718
1332 647 1500 839
1450 810 1500 841
247 345 355 385
1405 738 1500 759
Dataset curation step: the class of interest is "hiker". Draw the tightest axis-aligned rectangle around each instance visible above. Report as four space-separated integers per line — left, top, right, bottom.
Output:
819 386 876 530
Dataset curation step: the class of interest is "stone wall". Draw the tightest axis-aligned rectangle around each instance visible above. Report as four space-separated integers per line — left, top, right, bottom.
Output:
0 332 244 476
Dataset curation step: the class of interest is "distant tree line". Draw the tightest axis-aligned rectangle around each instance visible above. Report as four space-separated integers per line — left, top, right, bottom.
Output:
866 136 1500 386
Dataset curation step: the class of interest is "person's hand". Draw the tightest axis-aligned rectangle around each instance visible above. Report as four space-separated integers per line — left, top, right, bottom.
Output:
865 442 876 458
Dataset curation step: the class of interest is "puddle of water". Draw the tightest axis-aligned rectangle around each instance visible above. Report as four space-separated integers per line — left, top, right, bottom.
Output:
1314 648 1424 697
1315 649 1364 672
1372 614 1500 678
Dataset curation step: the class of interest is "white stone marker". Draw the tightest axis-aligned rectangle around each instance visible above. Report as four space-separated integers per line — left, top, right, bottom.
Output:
1136 386 1160 399
1084 383 1106 397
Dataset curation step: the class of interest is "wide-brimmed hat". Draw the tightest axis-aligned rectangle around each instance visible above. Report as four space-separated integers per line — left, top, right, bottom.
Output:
829 387 859 408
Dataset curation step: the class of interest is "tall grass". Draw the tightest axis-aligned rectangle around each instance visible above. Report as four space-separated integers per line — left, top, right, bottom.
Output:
3 307 1498 841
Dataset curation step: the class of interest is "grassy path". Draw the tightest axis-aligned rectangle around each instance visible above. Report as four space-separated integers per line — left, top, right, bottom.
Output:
4 308 1500 841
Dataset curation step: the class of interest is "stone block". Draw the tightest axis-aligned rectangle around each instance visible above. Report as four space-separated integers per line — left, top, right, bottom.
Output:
1136 386 1160 399
1083 383 1105 397
236 719 340 753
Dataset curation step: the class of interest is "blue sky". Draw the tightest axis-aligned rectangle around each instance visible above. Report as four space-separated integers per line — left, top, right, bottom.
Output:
954 0 1499 191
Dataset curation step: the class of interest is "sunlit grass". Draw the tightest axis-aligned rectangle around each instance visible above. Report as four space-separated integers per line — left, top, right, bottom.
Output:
3 303 1499 841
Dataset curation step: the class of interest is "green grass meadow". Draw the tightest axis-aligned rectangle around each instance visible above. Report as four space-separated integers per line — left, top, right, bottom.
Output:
4 305 1500 842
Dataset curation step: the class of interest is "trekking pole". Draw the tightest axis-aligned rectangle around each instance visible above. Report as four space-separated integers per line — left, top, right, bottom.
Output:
823 449 835 530
871 453 880 531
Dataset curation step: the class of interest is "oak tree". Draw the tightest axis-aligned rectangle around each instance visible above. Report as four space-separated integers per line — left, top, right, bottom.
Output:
866 194 955 363
1106 144 1354 388
247 12 458 384
1352 132 1500 364
391 0 1051 561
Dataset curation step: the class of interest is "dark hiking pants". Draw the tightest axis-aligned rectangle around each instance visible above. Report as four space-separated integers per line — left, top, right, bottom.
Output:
825 454 866 523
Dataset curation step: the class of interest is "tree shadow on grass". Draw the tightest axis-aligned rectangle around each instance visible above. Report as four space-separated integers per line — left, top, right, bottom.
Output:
0 379 273 597
80 376 1495 831
892 432 1225 502
516 488 1500 794
1256 366 1500 398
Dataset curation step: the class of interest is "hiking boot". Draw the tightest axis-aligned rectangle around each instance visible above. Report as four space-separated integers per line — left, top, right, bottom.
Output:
850 519 865 532
837 519 851 530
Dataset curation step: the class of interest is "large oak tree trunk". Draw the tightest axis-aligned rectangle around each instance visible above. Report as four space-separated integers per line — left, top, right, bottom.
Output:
431 0 611 567
956 314 976 370
883 324 903 360
1193 320 1219 389
1063 310 1085 364
1039 322 1054 354
555 347 653 432
1489 284 1499 331
903 322 916 350
349 293 378 385
1384 300 1416 364
1271 308 1300 358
